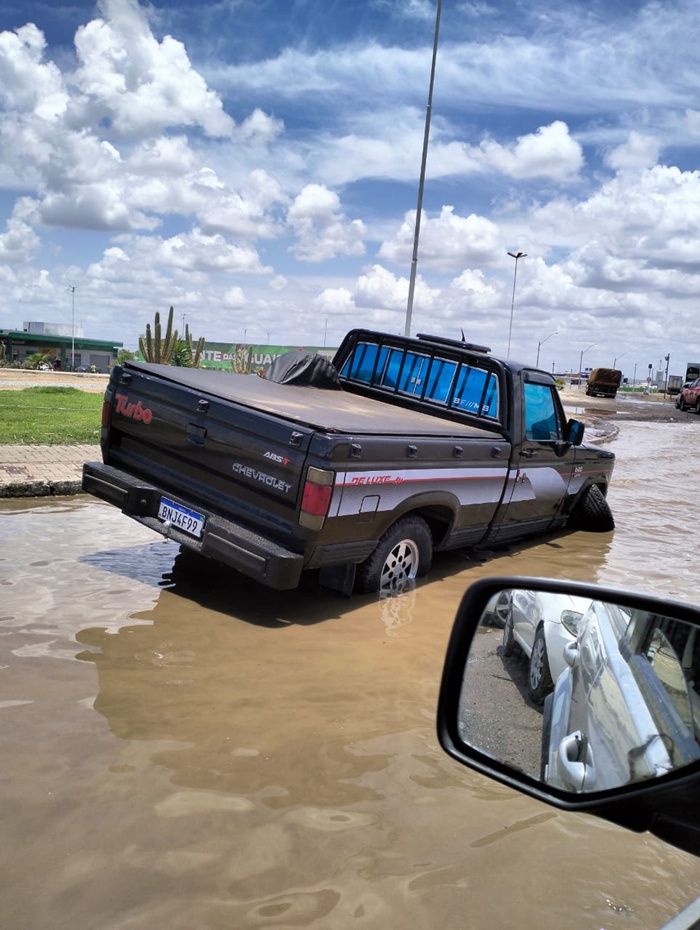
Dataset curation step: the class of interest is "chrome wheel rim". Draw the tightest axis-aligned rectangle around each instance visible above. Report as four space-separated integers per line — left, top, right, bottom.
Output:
379 539 420 593
530 637 546 690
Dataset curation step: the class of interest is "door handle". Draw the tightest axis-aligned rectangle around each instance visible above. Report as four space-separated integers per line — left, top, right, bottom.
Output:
557 730 594 791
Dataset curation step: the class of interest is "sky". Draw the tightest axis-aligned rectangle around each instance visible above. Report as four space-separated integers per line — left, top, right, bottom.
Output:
0 0 699 378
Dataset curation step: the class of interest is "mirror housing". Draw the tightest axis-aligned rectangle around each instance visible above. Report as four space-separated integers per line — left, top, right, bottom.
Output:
565 418 585 445
437 576 700 858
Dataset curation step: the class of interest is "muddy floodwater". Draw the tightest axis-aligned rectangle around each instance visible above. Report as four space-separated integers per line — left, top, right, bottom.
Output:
1 420 700 929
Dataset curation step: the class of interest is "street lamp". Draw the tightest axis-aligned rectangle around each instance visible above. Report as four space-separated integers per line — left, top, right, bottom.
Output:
405 0 442 337
506 251 526 358
613 353 626 368
536 330 557 368
578 343 596 389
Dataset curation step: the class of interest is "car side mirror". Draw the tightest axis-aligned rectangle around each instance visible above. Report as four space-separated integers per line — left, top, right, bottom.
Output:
437 576 700 858
565 418 585 445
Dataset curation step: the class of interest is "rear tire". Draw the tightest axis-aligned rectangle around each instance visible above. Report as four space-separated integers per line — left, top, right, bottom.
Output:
570 485 615 532
502 607 519 657
529 627 553 704
355 515 432 595
492 591 511 628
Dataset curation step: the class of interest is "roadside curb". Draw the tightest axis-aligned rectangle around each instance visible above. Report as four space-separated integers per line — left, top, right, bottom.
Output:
0 444 100 500
0 478 84 499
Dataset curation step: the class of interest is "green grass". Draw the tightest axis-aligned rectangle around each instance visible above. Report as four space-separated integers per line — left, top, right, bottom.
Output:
0 387 103 444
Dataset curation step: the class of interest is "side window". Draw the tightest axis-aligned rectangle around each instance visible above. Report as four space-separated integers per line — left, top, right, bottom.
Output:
452 366 487 414
451 366 500 419
340 342 379 382
482 372 500 419
397 352 430 395
524 383 562 441
424 358 457 404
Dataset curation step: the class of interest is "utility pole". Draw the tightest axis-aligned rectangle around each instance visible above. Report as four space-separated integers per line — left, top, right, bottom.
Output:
67 286 76 371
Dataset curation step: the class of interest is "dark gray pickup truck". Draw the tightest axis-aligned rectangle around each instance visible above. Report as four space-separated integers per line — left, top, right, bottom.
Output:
82 329 615 594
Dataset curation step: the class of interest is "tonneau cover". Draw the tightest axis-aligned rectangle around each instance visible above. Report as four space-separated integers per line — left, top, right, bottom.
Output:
124 361 496 439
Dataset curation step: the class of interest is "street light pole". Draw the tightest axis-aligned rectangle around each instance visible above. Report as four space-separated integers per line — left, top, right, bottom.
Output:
67 285 76 371
405 0 442 337
536 330 557 368
613 353 626 368
506 251 526 358
578 343 596 389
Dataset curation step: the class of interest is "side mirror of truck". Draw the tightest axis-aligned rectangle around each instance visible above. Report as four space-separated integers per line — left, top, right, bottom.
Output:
437 576 700 859
564 418 585 445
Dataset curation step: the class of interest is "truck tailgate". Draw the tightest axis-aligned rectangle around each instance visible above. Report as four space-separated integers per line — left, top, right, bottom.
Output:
100 365 316 539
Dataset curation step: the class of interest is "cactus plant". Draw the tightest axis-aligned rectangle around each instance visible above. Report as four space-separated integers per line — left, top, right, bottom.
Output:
139 306 179 364
139 307 206 367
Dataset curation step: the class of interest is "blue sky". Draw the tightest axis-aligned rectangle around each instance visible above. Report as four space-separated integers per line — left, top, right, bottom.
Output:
0 0 699 377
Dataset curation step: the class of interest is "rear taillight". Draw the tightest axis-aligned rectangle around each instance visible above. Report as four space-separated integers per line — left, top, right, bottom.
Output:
299 466 334 529
101 399 111 428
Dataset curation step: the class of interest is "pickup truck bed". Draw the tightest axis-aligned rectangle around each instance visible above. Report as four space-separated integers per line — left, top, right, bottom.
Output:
131 362 497 437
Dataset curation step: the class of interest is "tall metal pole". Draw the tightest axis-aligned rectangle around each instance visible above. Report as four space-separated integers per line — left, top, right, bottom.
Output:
68 285 76 371
578 343 595 390
405 0 442 337
506 251 526 358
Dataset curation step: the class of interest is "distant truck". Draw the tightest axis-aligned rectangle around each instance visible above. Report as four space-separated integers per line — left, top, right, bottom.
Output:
666 374 684 396
685 362 700 386
585 367 622 398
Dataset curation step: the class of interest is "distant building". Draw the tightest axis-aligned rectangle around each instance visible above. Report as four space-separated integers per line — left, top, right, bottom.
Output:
0 321 122 371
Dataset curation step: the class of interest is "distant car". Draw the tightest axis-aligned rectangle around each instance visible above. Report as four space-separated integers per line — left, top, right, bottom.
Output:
543 601 700 791
676 378 700 412
497 589 590 703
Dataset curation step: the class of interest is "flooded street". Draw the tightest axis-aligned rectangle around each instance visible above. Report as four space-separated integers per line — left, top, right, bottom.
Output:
1 420 700 929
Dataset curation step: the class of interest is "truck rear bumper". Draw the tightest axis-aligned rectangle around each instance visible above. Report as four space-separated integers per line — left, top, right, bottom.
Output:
82 461 304 590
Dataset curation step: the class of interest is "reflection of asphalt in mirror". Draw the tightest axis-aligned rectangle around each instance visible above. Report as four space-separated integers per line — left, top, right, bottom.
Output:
459 621 544 779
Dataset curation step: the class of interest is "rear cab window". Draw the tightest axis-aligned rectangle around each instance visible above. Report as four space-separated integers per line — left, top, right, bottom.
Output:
339 337 501 422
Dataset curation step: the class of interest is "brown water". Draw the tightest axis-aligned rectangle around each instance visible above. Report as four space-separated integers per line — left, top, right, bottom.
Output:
1 420 699 929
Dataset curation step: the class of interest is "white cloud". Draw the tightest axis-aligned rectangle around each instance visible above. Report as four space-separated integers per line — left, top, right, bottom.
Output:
71 0 234 139
0 23 68 120
379 206 502 271
605 132 661 172
479 121 584 182
0 197 41 263
287 184 366 262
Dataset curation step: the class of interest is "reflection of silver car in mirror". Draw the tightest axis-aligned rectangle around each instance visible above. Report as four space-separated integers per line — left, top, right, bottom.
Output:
544 599 700 792
495 589 589 703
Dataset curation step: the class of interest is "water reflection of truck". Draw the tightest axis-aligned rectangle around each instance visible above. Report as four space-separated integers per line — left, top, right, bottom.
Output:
585 367 622 398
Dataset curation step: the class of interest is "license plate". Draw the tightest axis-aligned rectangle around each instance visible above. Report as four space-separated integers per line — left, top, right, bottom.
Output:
158 498 205 539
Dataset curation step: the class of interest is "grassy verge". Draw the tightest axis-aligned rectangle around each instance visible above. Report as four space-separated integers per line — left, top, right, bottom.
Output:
0 387 102 444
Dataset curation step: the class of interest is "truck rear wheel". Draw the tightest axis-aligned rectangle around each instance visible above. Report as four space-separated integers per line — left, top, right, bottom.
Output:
355 515 432 595
570 485 615 532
